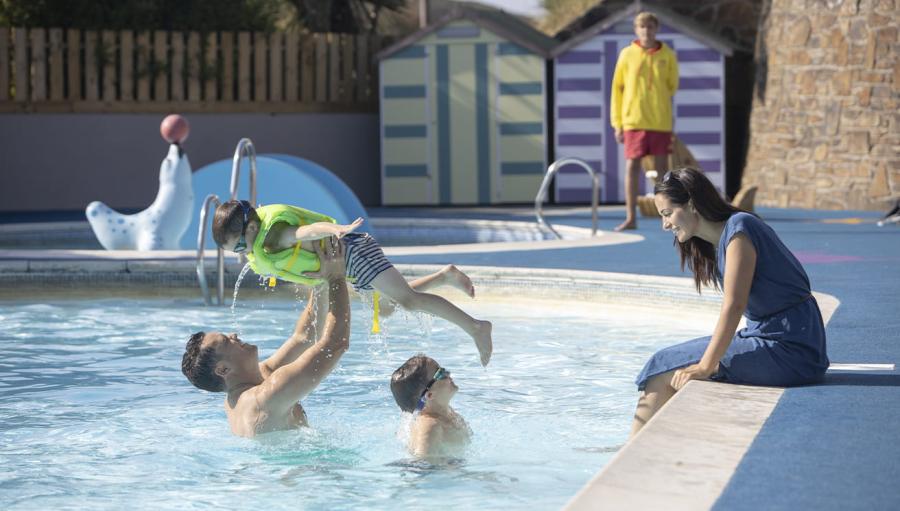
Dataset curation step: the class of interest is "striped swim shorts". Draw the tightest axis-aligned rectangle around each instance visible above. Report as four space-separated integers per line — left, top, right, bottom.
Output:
342 232 393 291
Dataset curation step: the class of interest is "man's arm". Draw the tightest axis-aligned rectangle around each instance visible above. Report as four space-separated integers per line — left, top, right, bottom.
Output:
258 286 326 377
610 50 626 137
256 238 350 411
668 50 679 96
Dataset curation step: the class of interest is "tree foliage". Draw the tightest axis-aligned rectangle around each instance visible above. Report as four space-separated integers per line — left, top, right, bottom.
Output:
538 0 599 35
0 0 408 34
0 0 283 32
286 0 407 34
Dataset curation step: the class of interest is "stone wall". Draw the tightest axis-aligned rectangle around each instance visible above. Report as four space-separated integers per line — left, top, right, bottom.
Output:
741 0 898 210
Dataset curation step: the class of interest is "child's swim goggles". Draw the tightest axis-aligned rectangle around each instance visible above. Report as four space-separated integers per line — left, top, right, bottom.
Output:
233 200 253 253
416 367 449 411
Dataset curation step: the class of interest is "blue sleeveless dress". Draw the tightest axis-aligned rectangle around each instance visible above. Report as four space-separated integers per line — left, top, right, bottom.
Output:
635 213 829 390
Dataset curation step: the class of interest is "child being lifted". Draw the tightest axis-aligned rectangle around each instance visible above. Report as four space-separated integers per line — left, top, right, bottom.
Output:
212 200 492 366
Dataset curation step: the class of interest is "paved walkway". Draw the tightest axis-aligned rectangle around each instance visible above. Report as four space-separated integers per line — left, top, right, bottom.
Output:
373 205 900 510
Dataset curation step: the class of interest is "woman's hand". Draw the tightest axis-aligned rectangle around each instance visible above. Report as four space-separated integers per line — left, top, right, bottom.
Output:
670 363 718 391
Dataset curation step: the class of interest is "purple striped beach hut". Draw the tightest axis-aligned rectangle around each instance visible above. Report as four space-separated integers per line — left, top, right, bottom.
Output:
550 1 742 204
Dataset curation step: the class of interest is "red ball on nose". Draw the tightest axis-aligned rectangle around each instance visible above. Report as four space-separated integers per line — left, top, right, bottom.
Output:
160 114 190 144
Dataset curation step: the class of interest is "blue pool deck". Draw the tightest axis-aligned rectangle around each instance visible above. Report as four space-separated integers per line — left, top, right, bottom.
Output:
373 205 900 510
1 204 898 509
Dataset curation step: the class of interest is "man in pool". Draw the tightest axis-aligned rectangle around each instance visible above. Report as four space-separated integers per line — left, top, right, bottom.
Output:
181 237 349 437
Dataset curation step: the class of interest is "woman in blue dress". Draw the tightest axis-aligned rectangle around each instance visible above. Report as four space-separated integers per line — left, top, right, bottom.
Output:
631 167 829 436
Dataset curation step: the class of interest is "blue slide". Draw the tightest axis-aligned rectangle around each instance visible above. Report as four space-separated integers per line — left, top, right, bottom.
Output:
183 154 370 249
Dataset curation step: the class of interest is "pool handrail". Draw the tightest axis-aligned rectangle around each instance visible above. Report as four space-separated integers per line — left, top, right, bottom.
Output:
194 138 258 305
230 138 258 207
196 194 225 305
535 158 601 239
230 138 259 270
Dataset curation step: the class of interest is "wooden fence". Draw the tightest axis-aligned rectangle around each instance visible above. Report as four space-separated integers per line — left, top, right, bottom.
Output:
0 27 388 112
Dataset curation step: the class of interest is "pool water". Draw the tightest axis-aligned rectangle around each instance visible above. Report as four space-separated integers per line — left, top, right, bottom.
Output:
0 295 711 510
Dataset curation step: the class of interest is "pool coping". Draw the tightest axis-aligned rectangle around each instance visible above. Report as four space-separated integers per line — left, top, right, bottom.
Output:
0 217 644 254
0 252 841 510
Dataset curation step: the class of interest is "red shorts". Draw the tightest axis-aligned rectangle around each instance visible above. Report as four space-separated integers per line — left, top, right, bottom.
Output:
623 130 672 159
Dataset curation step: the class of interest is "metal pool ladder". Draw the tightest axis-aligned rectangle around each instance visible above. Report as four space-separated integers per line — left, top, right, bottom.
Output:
195 138 259 305
534 157 601 239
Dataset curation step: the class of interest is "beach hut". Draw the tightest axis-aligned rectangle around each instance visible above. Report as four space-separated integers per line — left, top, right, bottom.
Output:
377 4 556 205
551 1 742 203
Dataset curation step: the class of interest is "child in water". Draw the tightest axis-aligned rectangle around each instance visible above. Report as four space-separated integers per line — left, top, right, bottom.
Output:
211 200 492 366
391 355 471 458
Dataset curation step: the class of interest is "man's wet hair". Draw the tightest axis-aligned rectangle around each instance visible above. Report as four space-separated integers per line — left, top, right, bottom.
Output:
390 354 436 412
212 200 259 247
182 331 225 392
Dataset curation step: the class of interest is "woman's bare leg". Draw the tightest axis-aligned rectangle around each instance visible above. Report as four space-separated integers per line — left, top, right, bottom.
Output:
371 267 492 366
630 370 677 438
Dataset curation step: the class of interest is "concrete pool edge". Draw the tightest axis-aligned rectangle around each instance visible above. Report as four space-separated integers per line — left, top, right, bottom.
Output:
0 254 842 511
0 218 644 253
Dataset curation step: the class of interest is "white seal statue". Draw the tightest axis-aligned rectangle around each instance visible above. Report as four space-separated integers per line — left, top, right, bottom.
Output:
86 115 194 250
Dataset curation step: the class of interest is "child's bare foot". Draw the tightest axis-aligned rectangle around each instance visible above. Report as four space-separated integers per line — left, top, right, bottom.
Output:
614 220 637 232
473 320 493 366
441 264 475 298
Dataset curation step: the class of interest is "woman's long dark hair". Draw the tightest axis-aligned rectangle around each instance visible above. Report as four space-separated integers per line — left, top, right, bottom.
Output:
654 167 744 293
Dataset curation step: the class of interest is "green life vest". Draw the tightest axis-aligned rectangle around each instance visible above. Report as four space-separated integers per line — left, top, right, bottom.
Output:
246 204 336 286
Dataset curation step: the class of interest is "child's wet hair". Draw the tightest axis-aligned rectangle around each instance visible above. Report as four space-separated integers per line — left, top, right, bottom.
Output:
212 200 258 246
390 354 438 413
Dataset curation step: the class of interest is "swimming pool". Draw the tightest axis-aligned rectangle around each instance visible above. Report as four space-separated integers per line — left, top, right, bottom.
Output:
0 294 713 510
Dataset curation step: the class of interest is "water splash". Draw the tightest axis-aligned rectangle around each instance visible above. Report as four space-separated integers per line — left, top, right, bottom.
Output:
358 290 387 344
355 290 436 360
230 262 254 325
307 289 319 337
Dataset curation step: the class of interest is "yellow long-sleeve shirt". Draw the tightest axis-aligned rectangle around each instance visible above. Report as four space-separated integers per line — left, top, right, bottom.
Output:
610 41 679 132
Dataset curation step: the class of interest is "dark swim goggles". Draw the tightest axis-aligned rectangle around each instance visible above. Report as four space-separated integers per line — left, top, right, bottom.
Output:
416 367 449 411
232 200 252 253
